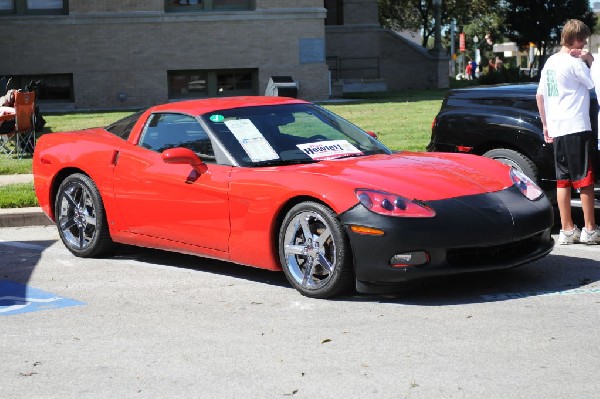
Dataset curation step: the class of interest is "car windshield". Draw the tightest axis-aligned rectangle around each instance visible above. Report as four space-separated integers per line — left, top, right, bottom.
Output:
201 103 391 166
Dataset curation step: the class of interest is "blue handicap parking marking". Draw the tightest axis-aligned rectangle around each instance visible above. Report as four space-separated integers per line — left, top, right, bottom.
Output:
0 280 85 316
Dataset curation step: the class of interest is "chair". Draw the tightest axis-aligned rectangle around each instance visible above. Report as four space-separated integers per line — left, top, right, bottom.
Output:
0 90 36 158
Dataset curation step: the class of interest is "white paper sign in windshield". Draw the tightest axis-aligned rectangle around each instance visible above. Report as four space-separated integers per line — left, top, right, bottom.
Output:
297 140 363 160
225 119 279 162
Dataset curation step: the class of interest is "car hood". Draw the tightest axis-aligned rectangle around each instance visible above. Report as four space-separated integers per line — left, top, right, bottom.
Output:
300 152 513 201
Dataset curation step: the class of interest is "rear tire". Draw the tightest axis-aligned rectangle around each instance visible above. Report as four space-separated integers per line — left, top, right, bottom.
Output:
55 173 114 257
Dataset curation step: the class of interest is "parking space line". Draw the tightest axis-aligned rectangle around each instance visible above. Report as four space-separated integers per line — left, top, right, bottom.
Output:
482 286 600 301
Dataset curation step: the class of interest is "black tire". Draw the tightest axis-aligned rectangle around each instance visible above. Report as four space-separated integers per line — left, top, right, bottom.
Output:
278 201 355 298
483 148 539 182
55 173 114 257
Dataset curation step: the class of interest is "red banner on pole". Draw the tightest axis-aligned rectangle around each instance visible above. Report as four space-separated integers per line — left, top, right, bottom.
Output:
459 32 466 52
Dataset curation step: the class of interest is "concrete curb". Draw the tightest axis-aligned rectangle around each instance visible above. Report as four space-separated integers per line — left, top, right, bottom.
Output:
0 174 52 227
0 207 53 228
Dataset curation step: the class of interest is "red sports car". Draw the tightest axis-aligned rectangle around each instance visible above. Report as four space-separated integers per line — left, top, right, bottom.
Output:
33 96 554 298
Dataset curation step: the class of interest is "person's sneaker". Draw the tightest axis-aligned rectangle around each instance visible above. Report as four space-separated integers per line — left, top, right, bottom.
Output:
580 226 600 244
558 226 581 245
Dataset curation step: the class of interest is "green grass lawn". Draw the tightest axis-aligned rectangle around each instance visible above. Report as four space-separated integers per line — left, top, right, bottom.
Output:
323 90 446 151
0 90 447 208
0 183 36 208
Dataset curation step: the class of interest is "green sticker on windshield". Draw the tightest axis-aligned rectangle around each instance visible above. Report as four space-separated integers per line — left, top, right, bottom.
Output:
210 114 225 123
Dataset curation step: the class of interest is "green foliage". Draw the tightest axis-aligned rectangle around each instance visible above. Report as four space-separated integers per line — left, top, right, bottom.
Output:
0 183 38 208
379 0 597 72
477 65 538 85
379 0 504 49
504 0 597 68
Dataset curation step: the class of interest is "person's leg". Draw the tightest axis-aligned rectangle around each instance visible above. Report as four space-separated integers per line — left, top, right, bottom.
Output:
571 132 599 243
557 186 582 244
557 186 574 231
580 184 600 243
579 184 596 231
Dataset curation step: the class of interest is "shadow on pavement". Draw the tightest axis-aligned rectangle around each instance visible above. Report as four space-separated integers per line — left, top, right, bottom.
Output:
113 244 290 288
358 253 600 306
0 240 56 311
111 241 600 306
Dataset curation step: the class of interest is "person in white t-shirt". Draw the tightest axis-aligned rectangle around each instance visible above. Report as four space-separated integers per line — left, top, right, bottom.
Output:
536 19 599 244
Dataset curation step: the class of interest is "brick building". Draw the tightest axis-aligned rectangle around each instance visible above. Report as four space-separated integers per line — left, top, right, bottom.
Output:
0 0 447 111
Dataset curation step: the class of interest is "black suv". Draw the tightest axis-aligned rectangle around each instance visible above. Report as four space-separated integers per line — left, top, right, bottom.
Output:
427 83 600 206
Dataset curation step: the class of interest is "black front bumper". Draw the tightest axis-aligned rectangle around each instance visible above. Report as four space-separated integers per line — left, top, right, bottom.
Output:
340 186 554 294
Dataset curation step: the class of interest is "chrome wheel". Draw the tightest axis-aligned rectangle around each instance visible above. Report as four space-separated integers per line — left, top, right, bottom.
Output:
284 210 335 290
55 174 113 257
279 202 354 298
58 181 97 250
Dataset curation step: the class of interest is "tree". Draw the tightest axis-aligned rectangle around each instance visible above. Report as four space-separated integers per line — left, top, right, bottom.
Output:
379 0 502 49
503 0 597 68
379 0 433 47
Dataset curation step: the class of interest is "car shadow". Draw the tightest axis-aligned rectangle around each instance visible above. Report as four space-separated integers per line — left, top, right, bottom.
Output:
350 253 600 306
112 243 600 306
112 244 291 288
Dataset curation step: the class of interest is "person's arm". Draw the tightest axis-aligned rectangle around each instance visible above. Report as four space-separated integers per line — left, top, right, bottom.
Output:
536 92 553 144
591 60 600 90
580 52 594 67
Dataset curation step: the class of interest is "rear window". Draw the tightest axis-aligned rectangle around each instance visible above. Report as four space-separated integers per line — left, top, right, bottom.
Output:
446 95 537 113
106 110 145 140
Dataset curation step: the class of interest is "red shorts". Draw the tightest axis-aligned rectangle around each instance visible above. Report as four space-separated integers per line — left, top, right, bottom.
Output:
553 131 596 189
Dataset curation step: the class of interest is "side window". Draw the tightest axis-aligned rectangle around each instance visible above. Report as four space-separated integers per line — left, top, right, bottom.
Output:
138 113 215 161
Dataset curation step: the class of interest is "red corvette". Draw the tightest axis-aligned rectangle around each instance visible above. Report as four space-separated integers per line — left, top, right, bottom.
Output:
33 96 554 298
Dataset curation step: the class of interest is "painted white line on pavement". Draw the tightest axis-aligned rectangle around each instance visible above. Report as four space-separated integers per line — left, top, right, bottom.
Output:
482 286 600 301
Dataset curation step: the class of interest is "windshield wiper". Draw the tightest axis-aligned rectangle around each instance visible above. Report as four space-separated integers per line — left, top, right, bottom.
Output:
253 158 317 167
332 153 365 160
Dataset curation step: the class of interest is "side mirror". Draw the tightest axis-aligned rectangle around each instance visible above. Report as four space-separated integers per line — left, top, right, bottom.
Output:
366 131 378 139
162 147 208 174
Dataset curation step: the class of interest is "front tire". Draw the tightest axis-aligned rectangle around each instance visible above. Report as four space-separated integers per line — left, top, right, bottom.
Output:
278 201 354 298
55 173 114 257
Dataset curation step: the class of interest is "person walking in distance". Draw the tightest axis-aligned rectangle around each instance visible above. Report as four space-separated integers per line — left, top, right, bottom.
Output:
536 19 600 244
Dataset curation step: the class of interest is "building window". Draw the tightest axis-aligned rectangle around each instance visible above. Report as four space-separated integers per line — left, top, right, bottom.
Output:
165 0 253 12
324 0 343 25
216 70 253 94
168 69 257 99
0 0 67 14
4 74 73 102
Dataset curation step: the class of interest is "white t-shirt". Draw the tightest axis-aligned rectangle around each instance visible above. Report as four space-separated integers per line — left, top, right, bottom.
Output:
537 52 594 137
590 60 600 128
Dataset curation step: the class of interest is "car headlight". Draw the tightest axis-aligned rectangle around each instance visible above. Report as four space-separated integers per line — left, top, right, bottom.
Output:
510 168 543 201
355 189 435 218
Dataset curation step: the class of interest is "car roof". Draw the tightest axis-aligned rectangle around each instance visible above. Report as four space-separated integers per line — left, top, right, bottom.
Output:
149 96 309 116
448 83 539 99
446 82 597 101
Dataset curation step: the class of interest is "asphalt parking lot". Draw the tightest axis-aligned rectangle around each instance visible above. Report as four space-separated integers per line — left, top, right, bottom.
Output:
1 223 600 398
